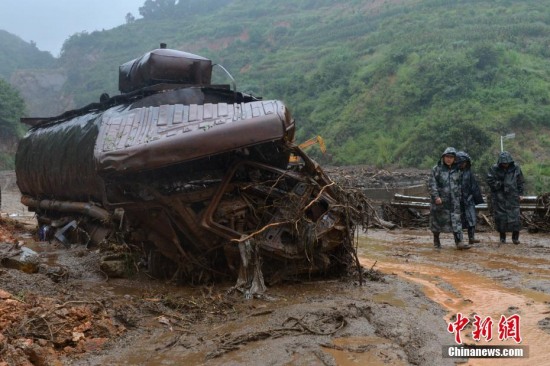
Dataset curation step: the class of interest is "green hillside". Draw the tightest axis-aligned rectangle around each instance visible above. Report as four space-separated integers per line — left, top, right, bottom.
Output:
3 0 550 191
0 30 56 80
0 78 26 169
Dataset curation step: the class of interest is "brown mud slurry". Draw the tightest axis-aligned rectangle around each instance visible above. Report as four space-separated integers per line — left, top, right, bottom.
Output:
57 272 452 365
2 180 550 365
1 222 453 365
2 227 548 366
360 229 550 366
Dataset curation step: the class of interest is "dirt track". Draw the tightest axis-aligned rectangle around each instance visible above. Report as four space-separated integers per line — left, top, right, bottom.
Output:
1 170 550 365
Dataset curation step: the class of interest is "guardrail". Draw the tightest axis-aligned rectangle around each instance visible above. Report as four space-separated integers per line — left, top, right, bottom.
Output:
391 194 544 211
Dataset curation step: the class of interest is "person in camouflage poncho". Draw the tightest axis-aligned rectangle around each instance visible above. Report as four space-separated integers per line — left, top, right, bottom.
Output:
428 147 471 249
456 151 484 244
486 151 525 244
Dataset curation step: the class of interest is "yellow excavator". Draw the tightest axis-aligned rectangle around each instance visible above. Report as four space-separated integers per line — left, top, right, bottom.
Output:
289 135 327 165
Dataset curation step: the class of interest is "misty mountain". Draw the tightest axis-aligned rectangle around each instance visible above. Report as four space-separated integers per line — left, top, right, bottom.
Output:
0 30 56 80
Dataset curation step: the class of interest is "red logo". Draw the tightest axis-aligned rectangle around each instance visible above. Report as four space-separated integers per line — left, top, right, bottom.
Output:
498 314 522 343
448 312 470 344
472 315 493 341
448 314 522 344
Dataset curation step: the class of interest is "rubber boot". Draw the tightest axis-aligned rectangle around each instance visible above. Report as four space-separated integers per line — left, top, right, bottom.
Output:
433 232 441 248
468 227 480 244
454 232 471 250
512 231 520 245
499 232 506 244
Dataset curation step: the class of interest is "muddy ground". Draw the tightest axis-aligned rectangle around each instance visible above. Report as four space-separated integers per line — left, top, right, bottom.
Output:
1 168 550 366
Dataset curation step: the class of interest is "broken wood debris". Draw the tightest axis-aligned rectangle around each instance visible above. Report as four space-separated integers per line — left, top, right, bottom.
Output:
383 193 550 231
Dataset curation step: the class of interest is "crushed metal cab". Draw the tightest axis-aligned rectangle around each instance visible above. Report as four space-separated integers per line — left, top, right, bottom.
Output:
16 47 362 291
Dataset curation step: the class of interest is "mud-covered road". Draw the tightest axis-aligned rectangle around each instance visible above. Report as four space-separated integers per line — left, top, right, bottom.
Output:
2 170 550 366
360 229 550 366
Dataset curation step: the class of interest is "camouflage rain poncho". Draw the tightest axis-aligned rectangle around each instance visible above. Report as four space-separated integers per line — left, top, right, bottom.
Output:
486 151 525 232
428 148 462 233
456 151 484 228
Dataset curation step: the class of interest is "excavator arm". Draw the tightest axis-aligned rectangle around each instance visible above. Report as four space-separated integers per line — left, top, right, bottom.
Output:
289 136 327 164
299 136 326 153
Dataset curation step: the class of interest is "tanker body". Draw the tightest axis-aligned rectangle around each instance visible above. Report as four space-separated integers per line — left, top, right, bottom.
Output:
16 47 362 291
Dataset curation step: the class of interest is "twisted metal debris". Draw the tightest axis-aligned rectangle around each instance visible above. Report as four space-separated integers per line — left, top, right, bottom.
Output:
15 46 370 294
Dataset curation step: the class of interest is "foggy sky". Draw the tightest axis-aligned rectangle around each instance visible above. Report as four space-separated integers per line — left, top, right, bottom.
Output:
0 0 145 57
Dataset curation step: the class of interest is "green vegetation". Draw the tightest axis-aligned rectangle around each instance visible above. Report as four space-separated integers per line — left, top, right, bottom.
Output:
0 30 55 80
0 79 26 169
2 0 550 191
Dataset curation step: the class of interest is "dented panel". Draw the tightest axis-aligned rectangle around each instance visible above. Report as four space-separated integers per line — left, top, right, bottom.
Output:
95 100 291 173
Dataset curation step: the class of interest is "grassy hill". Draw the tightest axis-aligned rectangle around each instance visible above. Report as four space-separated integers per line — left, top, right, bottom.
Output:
2 0 550 191
0 30 55 80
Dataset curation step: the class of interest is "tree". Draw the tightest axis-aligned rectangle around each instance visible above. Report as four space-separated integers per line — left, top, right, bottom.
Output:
125 13 136 24
0 79 26 140
0 79 26 169
139 0 177 19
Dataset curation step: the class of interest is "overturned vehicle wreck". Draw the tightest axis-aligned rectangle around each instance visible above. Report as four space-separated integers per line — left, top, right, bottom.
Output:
16 46 366 291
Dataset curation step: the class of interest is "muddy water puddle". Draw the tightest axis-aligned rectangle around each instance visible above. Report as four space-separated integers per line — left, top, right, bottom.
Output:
72 277 425 366
359 231 550 366
323 336 408 366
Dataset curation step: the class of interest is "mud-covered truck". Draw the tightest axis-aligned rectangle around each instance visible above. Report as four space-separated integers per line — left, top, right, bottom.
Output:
15 46 364 292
